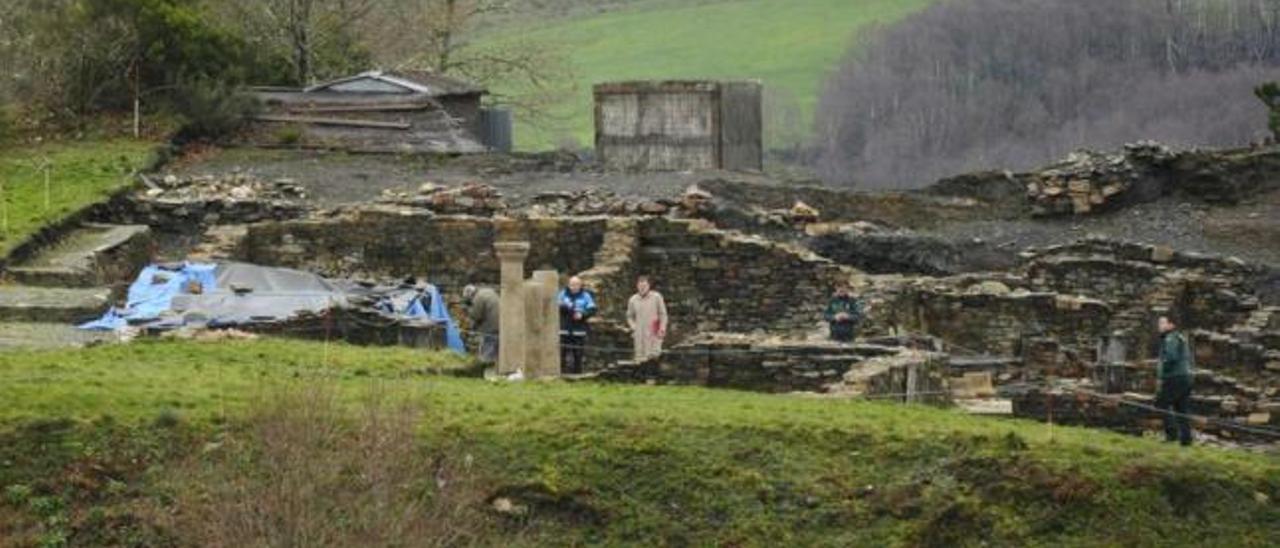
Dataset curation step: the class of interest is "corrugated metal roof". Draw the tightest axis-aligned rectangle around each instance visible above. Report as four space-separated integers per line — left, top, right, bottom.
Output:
305 70 487 97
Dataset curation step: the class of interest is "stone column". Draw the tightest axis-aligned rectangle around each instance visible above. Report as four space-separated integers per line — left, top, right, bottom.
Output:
495 242 530 375
525 270 561 378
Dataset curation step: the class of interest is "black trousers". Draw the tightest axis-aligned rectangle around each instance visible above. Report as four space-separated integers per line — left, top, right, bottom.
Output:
830 324 857 343
1155 375 1193 446
561 334 586 374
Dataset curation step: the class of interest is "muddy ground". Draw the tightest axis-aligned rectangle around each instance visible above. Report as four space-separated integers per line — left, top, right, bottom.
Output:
927 189 1280 266
168 147 1280 267
166 147 781 207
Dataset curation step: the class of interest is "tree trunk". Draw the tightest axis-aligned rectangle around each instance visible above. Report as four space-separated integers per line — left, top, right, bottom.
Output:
438 0 457 73
291 0 313 84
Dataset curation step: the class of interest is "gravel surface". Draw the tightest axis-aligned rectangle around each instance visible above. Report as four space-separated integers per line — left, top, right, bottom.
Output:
168 148 746 207
169 148 1280 266
923 192 1280 267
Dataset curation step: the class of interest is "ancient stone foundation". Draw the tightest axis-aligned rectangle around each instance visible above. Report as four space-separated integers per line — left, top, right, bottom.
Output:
599 333 949 402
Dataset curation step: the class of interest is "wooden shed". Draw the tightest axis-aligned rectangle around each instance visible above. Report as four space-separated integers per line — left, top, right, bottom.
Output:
594 80 762 171
250 70 490 153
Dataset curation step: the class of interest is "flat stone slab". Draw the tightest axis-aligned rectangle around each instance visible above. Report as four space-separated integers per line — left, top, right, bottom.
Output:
0 322 114 351
8 224 151 288
0 285 111 323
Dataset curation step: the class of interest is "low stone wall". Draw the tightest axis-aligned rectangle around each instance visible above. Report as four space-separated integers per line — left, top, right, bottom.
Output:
1012 386 1279 442
598 333 948 399
95 195 310 234
697 178 992 229
887 289 1112 357
240 209 607 287
928 143 1280 218
808 231 1016 276
634 219 853 340
243 308 448 350
1026 257 1164 304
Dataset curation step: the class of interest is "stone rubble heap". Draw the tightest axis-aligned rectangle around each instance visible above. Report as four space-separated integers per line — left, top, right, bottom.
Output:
1025 141 1174 216
527 189 674 217
112 174 310 230
379 181 508 215
144 173 308 202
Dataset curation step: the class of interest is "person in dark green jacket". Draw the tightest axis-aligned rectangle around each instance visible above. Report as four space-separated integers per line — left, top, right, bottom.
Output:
1155 315 1194 446
824 284 866 343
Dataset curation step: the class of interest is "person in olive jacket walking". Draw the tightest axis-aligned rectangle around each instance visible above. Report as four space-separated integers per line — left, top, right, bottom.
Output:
824 283 866 343
463 284 500 365
1155 315 1194 446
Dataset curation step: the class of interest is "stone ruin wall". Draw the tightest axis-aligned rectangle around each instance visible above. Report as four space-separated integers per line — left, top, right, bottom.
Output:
884 289 1113 358
632 219 851 341
600 333 950 401
235 213 854 350
238 210 607 325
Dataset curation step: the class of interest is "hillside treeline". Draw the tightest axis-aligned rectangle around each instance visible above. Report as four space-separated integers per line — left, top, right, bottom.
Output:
815 0 1280 188
0 0 569 138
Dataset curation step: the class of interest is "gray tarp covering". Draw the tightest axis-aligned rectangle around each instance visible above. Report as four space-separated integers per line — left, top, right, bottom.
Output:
167 263 350 327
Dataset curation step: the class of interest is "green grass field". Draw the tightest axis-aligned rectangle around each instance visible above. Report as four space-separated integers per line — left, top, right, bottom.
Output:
1 338 1278 545
0 140 154 256
478 0 933 150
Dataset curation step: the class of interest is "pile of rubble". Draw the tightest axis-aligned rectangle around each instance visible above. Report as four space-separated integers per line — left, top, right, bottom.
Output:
1024 141 1174 216
527 189 674 217
379 181 507 215
111 173 310 230
142 173 308 202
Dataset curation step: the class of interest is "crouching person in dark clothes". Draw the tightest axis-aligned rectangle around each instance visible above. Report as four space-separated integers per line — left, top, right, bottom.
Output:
824 283 866 343
558 276 597 374
1155 315 1194 446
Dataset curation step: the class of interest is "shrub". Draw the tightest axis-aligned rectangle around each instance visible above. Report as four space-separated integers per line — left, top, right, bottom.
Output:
275 125 303 146
3 484 33 507
168 78 260 145
1255 82 1280 141
158 382 495 546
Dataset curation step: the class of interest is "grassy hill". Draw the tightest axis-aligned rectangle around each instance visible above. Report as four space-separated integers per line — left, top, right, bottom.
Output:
1 338 1278 546
0 140 154 257
478 0 934 150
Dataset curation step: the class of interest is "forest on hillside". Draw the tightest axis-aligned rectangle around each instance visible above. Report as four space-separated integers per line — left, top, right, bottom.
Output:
0 0 574 139
815 0 1280 188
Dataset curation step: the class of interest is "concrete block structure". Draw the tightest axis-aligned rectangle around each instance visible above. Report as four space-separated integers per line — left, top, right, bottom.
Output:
594 80 763 172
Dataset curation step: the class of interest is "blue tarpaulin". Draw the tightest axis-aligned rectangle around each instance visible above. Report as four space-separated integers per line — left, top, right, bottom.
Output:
375 284 465 353
80 263 218 330
81 262 466 354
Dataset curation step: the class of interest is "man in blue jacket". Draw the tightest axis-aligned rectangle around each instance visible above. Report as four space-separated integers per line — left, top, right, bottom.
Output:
559 276 598 374
1155 315 1194 446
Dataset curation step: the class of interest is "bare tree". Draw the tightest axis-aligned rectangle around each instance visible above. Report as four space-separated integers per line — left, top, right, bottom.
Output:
212 0 378 85
815 0 1280 189
363 0 576 129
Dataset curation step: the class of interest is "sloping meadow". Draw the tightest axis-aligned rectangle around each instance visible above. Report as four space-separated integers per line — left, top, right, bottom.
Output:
0 338 1277 546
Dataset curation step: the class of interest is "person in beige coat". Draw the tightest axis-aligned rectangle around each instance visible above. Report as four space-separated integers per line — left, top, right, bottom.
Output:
626 275 668 361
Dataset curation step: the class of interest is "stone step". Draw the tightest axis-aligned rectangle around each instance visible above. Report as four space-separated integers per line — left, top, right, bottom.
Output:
0 322 114 351
6 224 152 288
0 285 112 324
